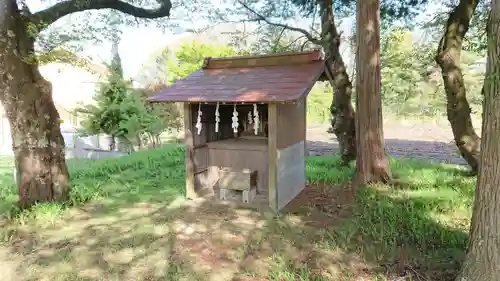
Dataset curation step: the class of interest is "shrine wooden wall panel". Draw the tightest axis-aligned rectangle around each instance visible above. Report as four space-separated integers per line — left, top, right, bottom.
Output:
208 147 268 193
276 141 306 209
276 101 306 149
273 100 307 210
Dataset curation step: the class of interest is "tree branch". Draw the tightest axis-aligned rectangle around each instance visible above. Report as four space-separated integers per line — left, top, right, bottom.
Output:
237 0 322 45
283 34 308 50
272 27 287 50
29 0 172 32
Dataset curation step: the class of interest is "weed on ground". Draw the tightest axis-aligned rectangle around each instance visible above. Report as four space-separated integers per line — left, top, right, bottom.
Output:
0 146 474 281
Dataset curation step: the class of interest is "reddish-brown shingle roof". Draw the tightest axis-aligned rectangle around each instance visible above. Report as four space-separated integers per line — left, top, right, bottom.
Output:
148 50 326 103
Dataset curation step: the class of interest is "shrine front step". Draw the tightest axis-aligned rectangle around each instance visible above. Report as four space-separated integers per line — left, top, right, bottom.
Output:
218 168 257 203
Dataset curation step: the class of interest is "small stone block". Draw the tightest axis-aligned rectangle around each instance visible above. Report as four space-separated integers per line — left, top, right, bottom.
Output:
218 168 257 191
219 188 232 201
242 187 257 203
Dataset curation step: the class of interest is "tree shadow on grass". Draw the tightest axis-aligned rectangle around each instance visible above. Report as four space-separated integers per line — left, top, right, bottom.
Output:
302 154 471 280
0 144 473 281
343 187 467 280
0 180 469 281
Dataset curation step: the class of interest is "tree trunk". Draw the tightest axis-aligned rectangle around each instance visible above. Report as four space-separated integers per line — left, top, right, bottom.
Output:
319 0 356 165
0 2 70 208
435 0 481 173
354 0 391 185
108 135 116 151
455 4 500 280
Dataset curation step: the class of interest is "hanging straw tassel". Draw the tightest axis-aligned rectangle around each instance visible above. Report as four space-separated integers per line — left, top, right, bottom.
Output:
231 104 239 133
253 104 260 135
215 102 220 133
195 103 202 135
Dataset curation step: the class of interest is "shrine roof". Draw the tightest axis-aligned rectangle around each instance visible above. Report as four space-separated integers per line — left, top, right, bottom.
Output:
148 50 327 103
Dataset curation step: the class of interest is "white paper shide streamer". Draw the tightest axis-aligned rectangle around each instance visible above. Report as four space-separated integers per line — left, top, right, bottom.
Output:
253 104 260 135
247 111 253 125
195 103 202 135
231 104 239 133
215 102 220 133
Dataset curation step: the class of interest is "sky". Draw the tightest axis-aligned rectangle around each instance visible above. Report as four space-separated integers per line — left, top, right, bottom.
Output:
90 27 182 77
26 0 443 79
26 0 189 78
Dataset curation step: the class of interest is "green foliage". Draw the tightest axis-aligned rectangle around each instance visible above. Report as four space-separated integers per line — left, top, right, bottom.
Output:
378 28 484 118
380 29 442 116
421 1 489 54
167 41 239 83
289 0 430 26
463 2 489 53
306 28 484 120
307 82 333 124
78 71 135 138
78 54 178 148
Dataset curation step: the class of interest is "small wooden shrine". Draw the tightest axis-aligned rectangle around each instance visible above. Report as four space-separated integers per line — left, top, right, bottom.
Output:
149 50 332 210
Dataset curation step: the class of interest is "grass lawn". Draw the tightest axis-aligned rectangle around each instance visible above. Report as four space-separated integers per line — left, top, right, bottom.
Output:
0 146 474 281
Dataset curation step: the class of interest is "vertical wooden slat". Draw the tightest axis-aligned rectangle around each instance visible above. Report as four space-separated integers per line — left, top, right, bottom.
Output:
184 103 196 199
267 103 278 210
303 99 307 156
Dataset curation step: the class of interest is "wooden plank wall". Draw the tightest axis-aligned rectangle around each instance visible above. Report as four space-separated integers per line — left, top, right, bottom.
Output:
208 147 268 194
186 103 270 198
274 100 307 209
276 101 306 149
183 103 197 199
267 104 278 210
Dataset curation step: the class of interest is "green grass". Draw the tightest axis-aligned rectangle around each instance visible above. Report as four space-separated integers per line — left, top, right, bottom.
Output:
0 147 185 221
0 146 475 281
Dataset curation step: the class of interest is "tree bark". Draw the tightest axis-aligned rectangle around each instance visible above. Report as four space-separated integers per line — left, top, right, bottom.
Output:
435 0 481 173
109 135 116 151
0 2 70 208
455 3 500 280
354 0 391 185
319 0 356 165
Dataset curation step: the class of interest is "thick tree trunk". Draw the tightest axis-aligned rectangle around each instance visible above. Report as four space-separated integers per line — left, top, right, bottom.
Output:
0 2 70 208
455 4 500 280
319 0 356 165
354 0 391 185
435 0 481 173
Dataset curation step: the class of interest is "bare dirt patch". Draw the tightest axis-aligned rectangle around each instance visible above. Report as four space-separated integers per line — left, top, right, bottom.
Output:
284 182 356 228
0 183 376 281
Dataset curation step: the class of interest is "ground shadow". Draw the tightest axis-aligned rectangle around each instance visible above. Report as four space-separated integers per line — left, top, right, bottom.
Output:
0 180 469 281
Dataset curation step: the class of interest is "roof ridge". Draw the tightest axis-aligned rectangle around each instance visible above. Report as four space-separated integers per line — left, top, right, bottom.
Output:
202 49 324 69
